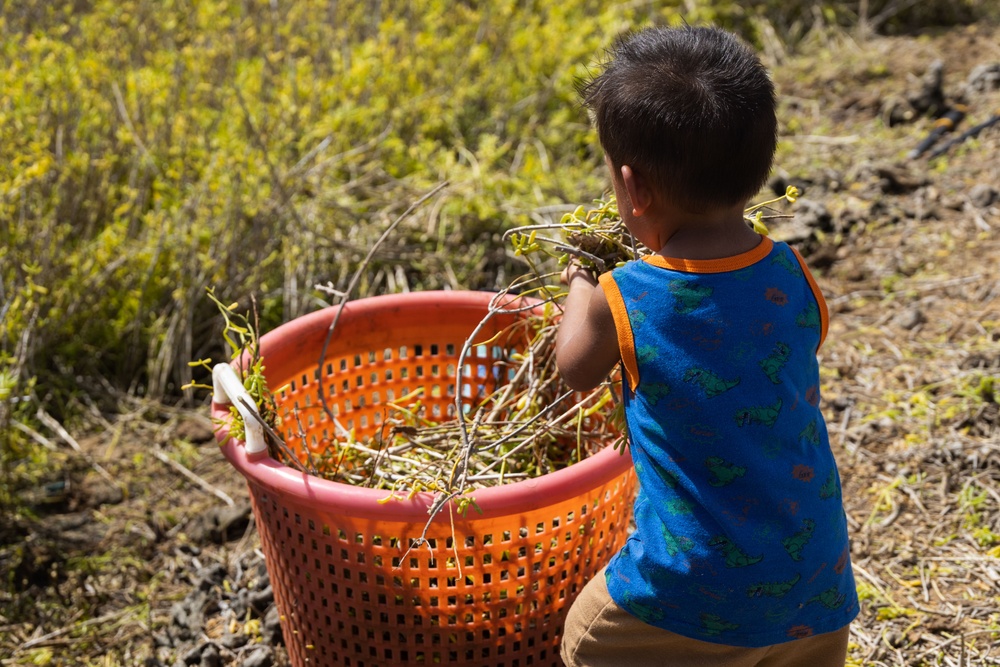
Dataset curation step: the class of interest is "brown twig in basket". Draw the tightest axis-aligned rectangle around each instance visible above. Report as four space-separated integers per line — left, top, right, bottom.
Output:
314 181 450 447
291 406 321 474
224 196 626 538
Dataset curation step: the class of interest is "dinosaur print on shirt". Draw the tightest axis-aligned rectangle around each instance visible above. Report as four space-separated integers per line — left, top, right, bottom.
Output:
636 345 659 366
747 573 801 598
771 251 803 276
708 535 764 568
734 399 782 428
662 523 695 557
684 367 741 397
796 301 821 331
705 456 746 487
699 613 740 638
807 587 847 610
620 590 666 625
669 279 713 314
820 470 840 500
601 241 857 647
799 419 821 446
782 519 816 561
642 382 672 405
760 342 791 384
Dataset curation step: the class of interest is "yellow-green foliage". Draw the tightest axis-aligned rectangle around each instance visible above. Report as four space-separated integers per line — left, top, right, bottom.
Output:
1 0 992 450
0 0 629 409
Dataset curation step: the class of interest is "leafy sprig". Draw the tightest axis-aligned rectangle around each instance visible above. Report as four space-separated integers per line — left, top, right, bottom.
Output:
508 185 802 278
184 290 279 450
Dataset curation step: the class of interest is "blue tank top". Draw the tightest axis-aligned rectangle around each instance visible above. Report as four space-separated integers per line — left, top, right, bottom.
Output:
598 237 858 647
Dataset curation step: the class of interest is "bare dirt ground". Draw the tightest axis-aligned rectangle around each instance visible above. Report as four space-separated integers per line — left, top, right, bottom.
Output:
3 23 1000 667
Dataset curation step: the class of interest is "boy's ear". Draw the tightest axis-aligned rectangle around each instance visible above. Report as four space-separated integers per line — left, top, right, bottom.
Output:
620 165 653 216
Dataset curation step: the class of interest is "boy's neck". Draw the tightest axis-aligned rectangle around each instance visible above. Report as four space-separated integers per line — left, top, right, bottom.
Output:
654 203 762 261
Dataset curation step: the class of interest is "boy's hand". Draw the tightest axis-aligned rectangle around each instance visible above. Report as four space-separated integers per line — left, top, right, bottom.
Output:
560 260 598 286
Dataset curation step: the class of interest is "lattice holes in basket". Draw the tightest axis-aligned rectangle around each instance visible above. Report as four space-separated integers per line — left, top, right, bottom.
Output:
223 293 636 667
275 340 511 453
248 470 634 667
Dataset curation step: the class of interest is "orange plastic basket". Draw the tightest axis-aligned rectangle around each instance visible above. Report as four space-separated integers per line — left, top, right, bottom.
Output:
213 291 636 667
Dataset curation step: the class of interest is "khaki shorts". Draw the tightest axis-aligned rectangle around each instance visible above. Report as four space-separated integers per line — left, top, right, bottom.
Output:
561 569 850 667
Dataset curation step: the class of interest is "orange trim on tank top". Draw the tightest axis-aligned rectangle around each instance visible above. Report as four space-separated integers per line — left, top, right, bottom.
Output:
790 247 830 349
643 236 773 273
598 272 640 392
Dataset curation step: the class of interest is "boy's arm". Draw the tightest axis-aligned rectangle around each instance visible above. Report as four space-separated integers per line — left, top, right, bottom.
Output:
555 264 621 391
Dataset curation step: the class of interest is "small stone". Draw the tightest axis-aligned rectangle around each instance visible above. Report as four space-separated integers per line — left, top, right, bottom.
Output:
883 97 916 127
248 586 274 615
844 268 866 282
79 477 125 508
893 307 925 330
199 644 221 667
793 198 833 232
772 199 831 246
182 643 206 665
805 244 838 271
874 166 928 194
178 544 201 556
969 183 998 208
228 588 250 619
184 503 252 544
175 418 216 445
941 195 965 211
170 589 209 639
966 63 1000 93
907 59 946 116
196 563 227 591
768 175 812 198
960 352 999 370
221 632 249 650
242 647 275 667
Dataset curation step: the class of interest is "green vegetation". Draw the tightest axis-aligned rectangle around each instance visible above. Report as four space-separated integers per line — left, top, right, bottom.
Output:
1 0 993 504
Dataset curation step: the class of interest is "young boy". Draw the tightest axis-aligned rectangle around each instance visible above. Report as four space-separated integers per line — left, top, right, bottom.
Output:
556 26 858 666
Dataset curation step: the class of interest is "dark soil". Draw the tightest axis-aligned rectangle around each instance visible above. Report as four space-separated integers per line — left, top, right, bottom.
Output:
3 23 1000 667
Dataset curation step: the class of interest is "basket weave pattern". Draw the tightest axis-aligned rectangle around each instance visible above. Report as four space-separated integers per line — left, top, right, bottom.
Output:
215 292 636 667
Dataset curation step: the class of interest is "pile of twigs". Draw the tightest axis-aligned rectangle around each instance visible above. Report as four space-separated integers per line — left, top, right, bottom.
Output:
215 194 633 500
285 295 623 499
506 197 645 278
222 186 799 500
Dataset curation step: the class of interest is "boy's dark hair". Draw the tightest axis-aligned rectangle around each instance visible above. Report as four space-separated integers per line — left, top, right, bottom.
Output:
580 26 777 212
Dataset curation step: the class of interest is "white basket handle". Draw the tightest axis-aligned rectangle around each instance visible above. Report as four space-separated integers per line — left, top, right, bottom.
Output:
212 363 268 456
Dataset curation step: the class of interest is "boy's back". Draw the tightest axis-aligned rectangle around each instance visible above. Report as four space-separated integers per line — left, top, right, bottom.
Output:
598 237 858 646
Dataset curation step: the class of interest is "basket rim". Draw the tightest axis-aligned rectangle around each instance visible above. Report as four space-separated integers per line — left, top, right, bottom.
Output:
213 290 633 521
217 437 630 521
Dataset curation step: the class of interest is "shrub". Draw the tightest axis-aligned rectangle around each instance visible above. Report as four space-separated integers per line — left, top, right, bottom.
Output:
1 0 991 443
